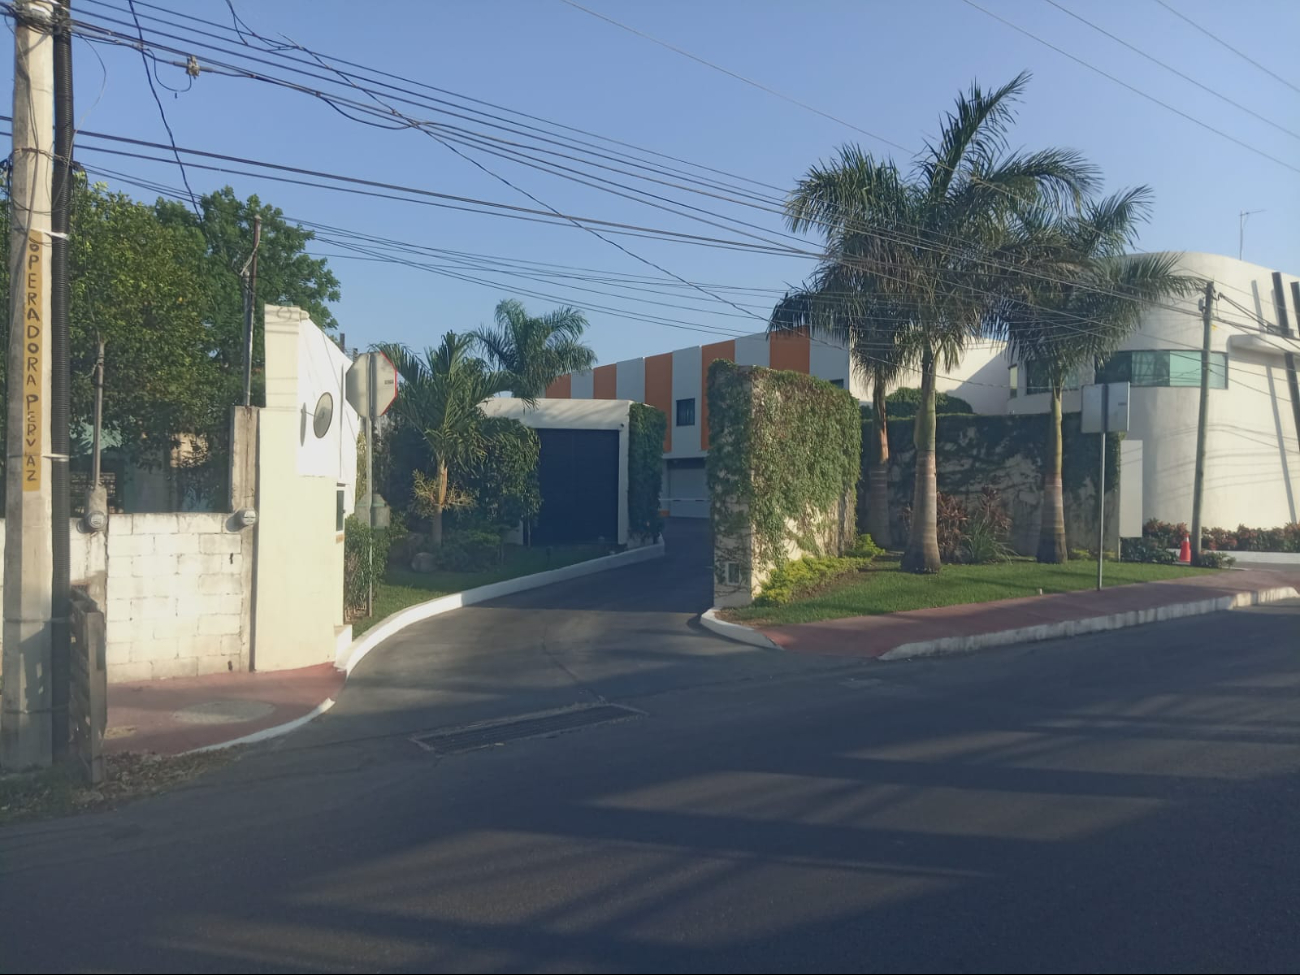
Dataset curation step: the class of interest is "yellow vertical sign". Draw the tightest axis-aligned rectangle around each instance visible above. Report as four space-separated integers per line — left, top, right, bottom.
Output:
22 230 44 492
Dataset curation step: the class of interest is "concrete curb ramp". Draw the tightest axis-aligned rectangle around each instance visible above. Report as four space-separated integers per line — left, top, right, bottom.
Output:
700 584 1298 661
180 543 666 753
337 542 666 675
699 607 780 649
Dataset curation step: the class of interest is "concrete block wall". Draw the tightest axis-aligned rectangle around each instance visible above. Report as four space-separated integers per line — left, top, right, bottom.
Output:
0 512 251 684
102 513 249 682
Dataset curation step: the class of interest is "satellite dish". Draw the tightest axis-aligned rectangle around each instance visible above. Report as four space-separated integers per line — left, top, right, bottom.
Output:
312 392 334 439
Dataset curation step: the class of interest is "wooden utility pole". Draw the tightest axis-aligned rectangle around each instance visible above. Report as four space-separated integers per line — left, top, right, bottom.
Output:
3 0 57 769
1189 280 1215 566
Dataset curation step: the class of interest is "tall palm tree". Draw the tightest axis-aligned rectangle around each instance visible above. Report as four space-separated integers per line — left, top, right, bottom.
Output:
381 332 515 547
769 277 912 548
993 189 1201 562
473 299 596 398
786 72 1098 572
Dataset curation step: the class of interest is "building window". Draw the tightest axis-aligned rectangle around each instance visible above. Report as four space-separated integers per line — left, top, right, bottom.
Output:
828 378 845 389
1025 359 1086 395
1008 363 1018 399
1097 351 1227 389
676 397 696 426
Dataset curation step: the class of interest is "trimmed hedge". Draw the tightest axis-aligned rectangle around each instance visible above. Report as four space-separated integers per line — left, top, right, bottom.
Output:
708 361 860 574
628 403 666 543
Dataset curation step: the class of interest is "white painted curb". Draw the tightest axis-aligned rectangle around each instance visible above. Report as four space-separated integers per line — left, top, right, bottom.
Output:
879 585 1298 661
336 542 666 675
699 607 780 650
184 697 337 754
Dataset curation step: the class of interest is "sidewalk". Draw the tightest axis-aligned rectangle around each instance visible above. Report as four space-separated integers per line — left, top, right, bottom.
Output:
759 568 1300 661
107 663 345 755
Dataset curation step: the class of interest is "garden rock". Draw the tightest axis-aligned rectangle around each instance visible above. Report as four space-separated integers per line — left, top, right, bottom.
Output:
410 551 438 573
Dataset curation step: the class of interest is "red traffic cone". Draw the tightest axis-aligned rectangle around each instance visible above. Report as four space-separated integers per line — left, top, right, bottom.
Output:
1178 533 1192 563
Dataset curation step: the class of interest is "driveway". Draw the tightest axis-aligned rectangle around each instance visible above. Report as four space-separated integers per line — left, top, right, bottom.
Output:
292 518 836 750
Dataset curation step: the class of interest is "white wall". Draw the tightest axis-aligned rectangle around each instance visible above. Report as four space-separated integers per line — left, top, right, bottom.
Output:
669 346 703 457
0 513 250 683
252 307 356 672
481 398 631 545
809 340 850 388
570 369 594 399
615 357 645 402
733 333 770 368
1009 253 1300 531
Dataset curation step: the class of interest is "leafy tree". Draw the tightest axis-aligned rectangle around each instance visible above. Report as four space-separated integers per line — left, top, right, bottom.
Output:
473 298 595 398
0 176 219 474
381 332 515 546
992 190 1199 562
785 73 1097 571
155 187 341 384
770 284 912 549
462 417 541 534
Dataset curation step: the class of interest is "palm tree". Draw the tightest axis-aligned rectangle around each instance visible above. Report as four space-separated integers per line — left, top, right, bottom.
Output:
993 189 1201 562
769 278 912 548
785 73 1098 572
381 332 515 547
473 299 596 398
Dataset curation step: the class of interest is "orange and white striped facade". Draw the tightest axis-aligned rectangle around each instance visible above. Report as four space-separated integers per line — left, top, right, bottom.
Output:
543 330 864 459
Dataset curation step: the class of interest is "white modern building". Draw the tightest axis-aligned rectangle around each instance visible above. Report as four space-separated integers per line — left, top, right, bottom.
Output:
1007 253 1300 532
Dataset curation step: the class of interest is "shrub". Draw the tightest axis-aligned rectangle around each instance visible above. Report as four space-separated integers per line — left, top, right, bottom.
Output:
1143 519 1187 549
846 533 885 560
427 529 502 572
1121 537 1176 564
901 489 1008 564
1196 551 1236 569
628 403 667 543
754 555 866 607
883 387 975 418
344 516 392 621
963 513 1013 564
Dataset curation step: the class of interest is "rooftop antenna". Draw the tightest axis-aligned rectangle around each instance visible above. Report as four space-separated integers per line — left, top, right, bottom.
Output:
1239 209 1264 260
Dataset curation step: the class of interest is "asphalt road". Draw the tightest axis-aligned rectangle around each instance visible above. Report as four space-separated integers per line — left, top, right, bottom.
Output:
2 521 1299 974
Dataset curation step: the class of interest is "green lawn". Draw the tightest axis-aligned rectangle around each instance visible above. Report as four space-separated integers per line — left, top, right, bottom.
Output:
727 556 1217 627
353 543 609 635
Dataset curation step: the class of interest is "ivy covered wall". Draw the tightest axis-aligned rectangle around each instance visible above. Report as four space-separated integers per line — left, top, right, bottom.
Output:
627 403 666 544
863 410 1121 554
708 360 861 606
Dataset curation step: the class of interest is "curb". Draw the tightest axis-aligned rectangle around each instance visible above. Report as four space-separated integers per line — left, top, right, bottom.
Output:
879 585 1298 661
699 607 780 650
183 697 338 754
336 542 666 675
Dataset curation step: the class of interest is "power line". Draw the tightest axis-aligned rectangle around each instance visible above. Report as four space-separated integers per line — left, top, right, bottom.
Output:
1150 0 1300 97
65 4 1188 319
1041 0 1300 142
125 0 196 210
555 0 909 152
961 0 1300 175
63 154 1296 403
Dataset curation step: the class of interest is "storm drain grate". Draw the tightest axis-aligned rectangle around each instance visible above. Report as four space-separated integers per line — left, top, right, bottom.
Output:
411 704 644 755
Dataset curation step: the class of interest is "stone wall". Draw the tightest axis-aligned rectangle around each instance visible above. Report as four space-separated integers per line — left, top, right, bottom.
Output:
866 411 1120 555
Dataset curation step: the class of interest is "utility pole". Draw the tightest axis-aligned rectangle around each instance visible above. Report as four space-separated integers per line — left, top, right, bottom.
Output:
1190 280 1215 566
241 215 262 407
49 0 73 759
3 0 57 769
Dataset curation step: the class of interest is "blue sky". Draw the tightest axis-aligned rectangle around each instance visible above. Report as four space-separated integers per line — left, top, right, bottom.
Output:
10 0 1300 364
